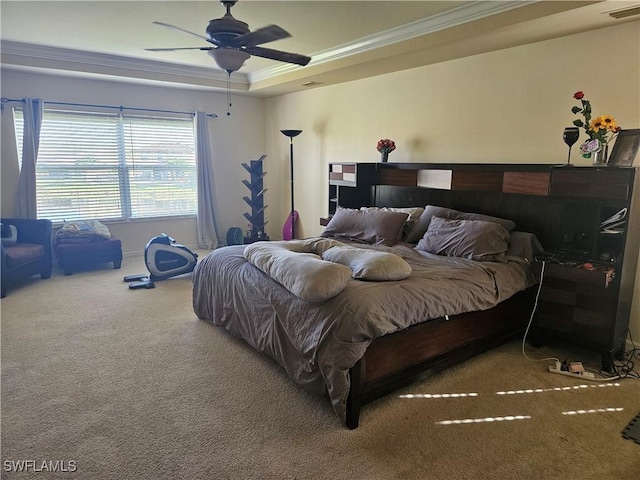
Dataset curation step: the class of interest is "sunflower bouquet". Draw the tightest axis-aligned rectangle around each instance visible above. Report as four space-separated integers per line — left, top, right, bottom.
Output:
571 91 621 156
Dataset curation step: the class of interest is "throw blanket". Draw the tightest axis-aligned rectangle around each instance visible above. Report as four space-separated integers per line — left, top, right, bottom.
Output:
244 238 412 302
55 220 111 244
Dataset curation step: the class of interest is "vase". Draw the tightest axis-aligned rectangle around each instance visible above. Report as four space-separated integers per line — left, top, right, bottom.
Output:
592 144 609 166
380 151 389 163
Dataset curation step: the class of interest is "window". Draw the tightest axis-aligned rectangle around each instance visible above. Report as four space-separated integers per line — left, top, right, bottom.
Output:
13 108 197 223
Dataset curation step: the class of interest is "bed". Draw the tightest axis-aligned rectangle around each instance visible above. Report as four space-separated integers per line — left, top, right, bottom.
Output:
193 204 542 428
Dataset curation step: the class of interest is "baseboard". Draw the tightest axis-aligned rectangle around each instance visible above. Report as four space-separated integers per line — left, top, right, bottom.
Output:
122 243 202 259
123 250 145 259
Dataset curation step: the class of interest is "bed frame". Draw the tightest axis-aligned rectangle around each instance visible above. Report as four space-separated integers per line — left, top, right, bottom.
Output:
346 287 535 428
338 162 571 428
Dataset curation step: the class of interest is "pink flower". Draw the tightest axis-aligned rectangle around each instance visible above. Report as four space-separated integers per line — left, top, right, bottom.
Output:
580 138 602 154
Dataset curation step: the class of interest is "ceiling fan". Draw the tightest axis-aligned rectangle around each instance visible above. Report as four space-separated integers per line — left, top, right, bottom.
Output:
146 0 311 74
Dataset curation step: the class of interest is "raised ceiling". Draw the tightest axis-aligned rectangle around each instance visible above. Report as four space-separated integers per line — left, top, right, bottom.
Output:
1 1 638 96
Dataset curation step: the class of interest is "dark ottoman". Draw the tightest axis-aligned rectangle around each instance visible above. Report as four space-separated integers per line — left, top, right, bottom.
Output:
55 238 122 275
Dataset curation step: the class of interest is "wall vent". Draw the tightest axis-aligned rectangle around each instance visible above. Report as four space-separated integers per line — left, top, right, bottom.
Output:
301 81 323 87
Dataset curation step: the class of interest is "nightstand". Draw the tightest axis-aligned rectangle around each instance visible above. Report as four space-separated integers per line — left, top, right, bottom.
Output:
533 259 621 371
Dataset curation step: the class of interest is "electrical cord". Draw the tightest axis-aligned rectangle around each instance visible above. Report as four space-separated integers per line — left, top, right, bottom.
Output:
576 330 638 381
606 329 640 380
521 260 561 364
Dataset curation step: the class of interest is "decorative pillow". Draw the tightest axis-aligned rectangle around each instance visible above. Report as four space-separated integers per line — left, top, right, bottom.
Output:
322 245 412 281
360 206 425 240
415 216 510 261
244 242 352 303
406 205 517 243
321 207 409 246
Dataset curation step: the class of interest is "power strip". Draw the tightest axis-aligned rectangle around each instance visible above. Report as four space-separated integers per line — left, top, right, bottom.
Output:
548 363 620 382
548 365 596 380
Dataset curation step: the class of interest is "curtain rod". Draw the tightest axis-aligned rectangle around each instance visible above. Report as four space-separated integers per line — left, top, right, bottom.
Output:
0 97 217 118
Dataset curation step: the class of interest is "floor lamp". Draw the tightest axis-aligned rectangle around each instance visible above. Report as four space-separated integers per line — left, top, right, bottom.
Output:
281 129 302 240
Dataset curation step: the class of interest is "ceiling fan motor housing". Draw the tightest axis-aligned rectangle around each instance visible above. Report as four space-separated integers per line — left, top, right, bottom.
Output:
207 17 249 44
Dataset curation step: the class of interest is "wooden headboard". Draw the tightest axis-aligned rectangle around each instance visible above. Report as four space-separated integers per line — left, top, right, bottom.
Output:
348 162 636 256
380 186 561 246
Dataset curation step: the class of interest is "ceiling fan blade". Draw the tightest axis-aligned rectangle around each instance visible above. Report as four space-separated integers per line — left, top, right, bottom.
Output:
146 47 213 52
152 21 211 43
232 24 290 48
244 46 311 66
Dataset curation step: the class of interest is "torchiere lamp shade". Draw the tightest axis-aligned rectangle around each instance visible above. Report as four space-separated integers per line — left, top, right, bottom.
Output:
281 130 303 240
281 130 303 138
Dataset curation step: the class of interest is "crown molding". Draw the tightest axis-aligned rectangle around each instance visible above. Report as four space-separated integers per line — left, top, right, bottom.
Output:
1 1 534 90
0 40 250 88
249 0 535 83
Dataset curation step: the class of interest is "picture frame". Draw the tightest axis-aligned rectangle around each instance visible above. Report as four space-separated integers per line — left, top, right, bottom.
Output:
608 129 640 167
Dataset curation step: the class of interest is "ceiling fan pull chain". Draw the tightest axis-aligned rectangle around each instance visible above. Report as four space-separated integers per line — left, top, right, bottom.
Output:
226 72 232 116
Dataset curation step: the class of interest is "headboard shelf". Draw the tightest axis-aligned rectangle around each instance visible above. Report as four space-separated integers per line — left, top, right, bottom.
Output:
378 163 556 196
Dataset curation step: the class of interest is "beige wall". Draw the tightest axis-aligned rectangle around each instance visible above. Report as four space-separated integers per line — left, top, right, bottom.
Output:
264 21 640 341
1 21 638 340
0 71 267 253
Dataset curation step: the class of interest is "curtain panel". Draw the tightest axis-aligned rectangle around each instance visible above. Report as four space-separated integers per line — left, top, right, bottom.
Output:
16 98 43 218
195 111 222 249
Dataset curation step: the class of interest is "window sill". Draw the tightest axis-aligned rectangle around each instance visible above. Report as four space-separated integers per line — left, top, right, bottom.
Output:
51 214 197 229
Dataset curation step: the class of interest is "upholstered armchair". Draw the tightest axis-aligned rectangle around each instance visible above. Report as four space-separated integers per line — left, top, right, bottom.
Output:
1 218 53 298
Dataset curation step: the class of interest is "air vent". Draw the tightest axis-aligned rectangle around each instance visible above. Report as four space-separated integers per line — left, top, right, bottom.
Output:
301 81 323 88
608 6 640 19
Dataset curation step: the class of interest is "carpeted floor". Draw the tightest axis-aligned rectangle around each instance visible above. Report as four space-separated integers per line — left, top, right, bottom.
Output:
1 253 639 479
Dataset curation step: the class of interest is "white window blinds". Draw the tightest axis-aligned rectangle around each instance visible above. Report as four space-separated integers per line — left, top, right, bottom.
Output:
13 108 197 223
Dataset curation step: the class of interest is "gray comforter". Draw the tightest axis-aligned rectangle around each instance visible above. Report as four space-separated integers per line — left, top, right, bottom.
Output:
192 239 533 422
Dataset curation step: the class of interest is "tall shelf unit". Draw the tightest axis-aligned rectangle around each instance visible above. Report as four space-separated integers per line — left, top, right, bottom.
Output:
242 155 269 243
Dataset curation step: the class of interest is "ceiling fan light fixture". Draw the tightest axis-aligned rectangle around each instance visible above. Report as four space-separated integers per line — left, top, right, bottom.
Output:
208 48 250 73
149 0 310 77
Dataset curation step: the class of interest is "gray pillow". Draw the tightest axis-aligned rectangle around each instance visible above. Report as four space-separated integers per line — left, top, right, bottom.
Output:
244 242 352 303
322 245 412 281
415 216 510 261
322 207 409 246
406 205 516 243
360 206 425 240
